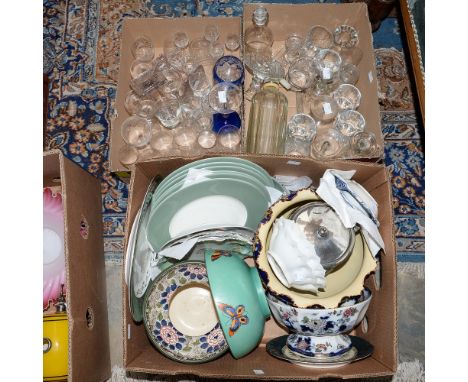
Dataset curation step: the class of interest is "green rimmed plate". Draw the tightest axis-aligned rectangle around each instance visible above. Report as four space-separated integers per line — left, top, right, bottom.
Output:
146 178 271 252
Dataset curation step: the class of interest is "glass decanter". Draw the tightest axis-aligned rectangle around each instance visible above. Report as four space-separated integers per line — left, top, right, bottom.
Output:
246 82 288 154
244 6 274 55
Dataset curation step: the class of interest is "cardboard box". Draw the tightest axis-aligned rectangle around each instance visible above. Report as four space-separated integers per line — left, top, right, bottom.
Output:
122 154 397 379
242 3 382 161
44 150 111 382
110 3 382 174
110 16 242 173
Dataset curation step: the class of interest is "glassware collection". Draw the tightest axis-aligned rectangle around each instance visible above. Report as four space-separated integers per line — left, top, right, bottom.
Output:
118 6 382 168
126 156 384 366
119 28 244 167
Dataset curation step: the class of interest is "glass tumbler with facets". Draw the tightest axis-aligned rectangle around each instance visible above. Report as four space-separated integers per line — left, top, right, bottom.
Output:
120 115 152 148
287 58 318 91
333 84 361 111
285 114 317 156
131 36 154 62
154 99 181 129
284 33 304 63
334 110 366 137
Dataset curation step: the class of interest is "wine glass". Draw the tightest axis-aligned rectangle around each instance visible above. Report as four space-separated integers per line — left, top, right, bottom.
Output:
120 115 152 148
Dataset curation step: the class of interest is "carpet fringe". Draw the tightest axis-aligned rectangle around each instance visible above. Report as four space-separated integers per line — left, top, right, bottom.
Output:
397 262 425 279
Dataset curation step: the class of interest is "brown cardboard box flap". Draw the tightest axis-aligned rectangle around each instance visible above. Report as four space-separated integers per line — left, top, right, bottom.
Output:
122 153 397 379
44 150 111 382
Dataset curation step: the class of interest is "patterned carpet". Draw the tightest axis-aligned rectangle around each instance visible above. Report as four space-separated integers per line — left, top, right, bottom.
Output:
43 0 425 265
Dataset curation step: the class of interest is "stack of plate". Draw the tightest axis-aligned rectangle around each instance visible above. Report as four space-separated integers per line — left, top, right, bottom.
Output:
146 157 285 252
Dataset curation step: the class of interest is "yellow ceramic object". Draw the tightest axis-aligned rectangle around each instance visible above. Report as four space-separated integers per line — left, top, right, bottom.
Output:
254 188 377 309
43 313 68 381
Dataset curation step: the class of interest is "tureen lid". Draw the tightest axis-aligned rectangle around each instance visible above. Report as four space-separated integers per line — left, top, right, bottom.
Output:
290 201 355 271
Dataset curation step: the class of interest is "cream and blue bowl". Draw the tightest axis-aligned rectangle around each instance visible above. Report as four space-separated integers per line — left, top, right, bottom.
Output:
204 249 271 358
267 288 372 358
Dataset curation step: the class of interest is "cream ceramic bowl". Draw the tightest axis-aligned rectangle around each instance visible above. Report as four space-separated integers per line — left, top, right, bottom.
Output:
253 188 377 309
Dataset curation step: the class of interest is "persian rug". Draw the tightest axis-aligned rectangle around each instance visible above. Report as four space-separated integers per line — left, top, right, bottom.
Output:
43 1 425 380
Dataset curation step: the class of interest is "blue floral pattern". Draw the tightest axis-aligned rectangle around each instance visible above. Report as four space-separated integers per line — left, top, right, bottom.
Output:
144 262 228 362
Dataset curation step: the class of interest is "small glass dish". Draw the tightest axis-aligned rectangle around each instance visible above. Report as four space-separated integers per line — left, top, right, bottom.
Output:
120 115 152 148
333 25 359 50
334 110 366 137
333 84 362 111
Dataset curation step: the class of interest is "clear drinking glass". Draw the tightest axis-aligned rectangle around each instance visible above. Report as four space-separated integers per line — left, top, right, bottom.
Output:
310 95 339 122
174 32 190 49
214 56 244 85
131 36 154 62
154 99 181 129
287 58 318 90
310 128 347 160
160 69 186 99
350 131 380 157
150 128 174 152
204 25 220 43
333 84 361 111
190 38 212 64
136 99 158 120
118 145 139 167
130 60 153 79
340 63 360 85
218 124 241 150
173 120 198 148
208 83 242 114
284 33 304 63
209 42 224 61
197 128 217 149
225 33 240 52
124 90 141 116
120 116 152 148
188 65 211 98
315 49 342 82
287 114 317 140
306 25 333 51
334 110 366 137
333 25 359 50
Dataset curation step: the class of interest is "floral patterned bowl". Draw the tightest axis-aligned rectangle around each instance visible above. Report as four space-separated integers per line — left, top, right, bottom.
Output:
267 288 372 358
253 188 377 309
143 261 228 363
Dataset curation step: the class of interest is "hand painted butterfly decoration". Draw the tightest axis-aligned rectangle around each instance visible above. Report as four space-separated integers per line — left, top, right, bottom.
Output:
218 303 249 336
